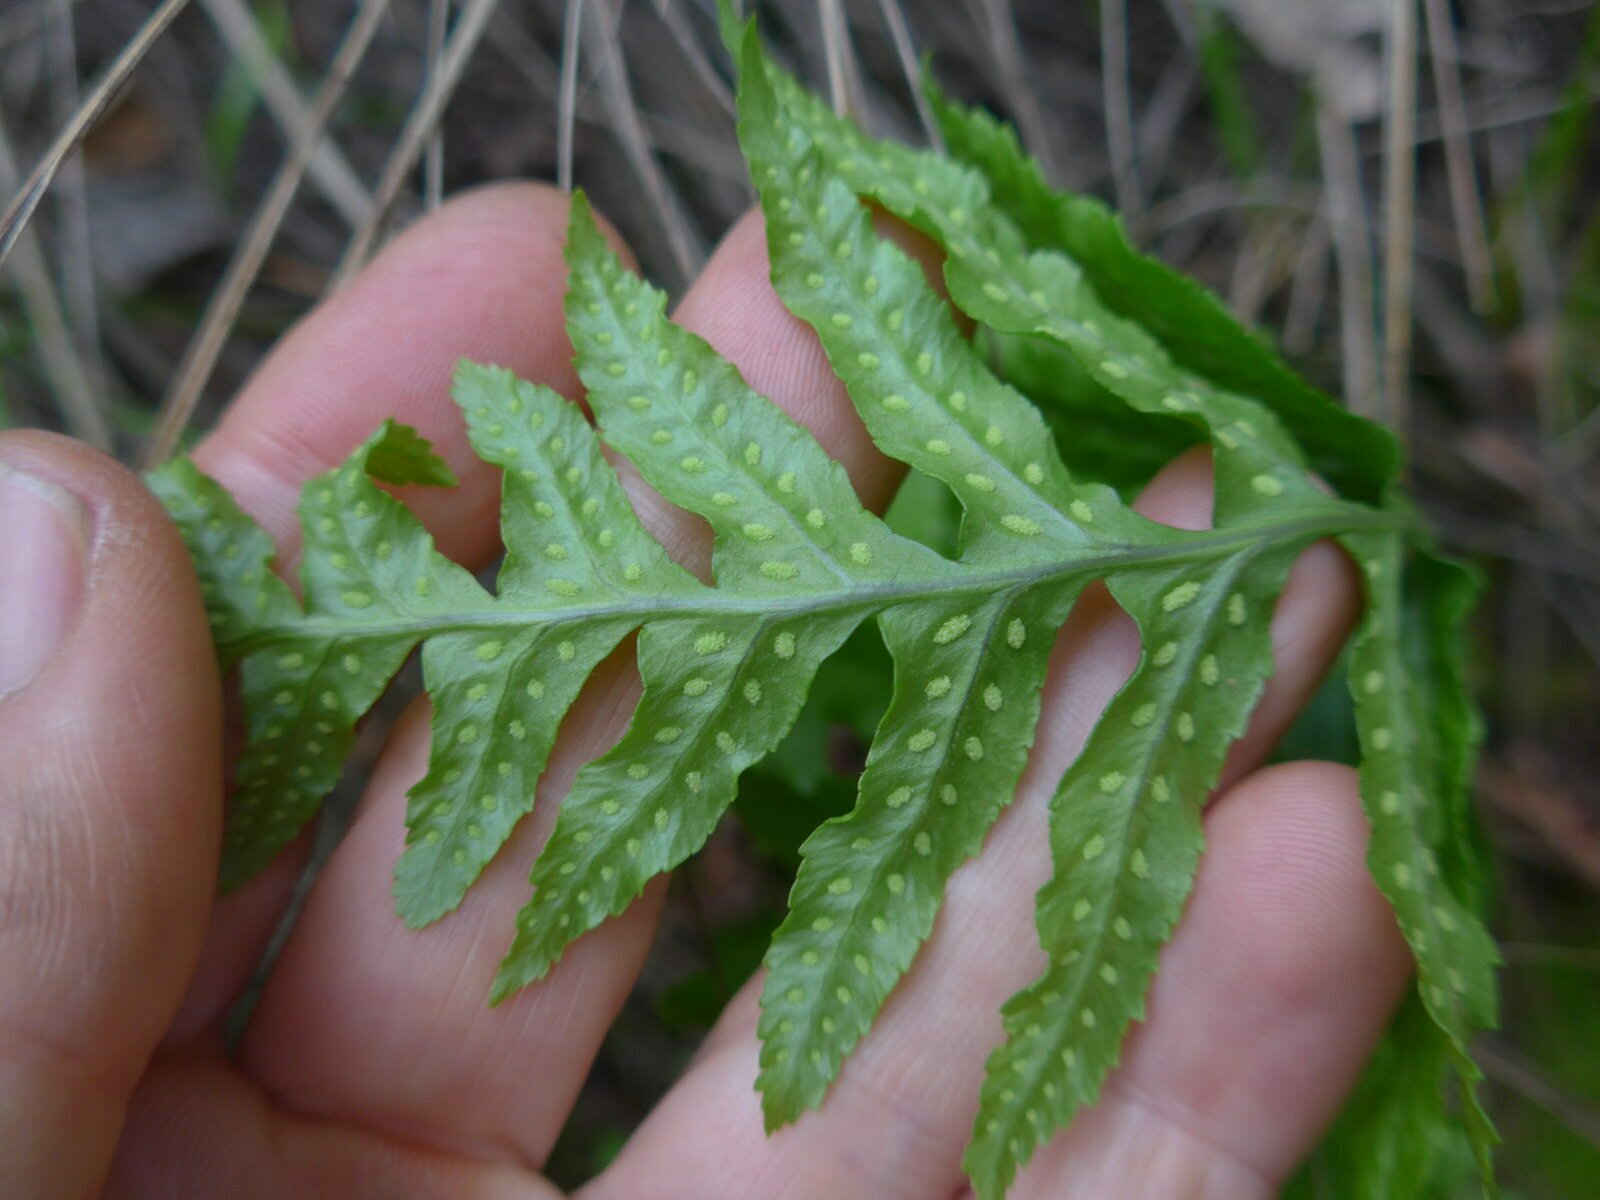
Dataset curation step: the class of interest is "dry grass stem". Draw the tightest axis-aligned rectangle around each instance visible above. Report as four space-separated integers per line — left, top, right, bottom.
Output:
1421 0 1493 313
482 12 747 183
1283 213 1332 355
587 0 703 286
144 0 394 468
819 0 866 123
197 0 372 227
0 0 194 273
333 0 505 286
0 117 108 448
1100 0 1141 217
1380 0 1419 439
48 0 103 385
1316 95 1378 417
558 0 585 194
425 0 449 211
653 0 736 117
874 0 945 151
964 0 1067 186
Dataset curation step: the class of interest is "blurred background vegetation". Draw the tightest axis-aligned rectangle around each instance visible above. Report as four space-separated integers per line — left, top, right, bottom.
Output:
1 0 1597 1194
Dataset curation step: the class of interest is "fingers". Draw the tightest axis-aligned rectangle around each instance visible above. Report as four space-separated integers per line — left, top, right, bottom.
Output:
230 209 941 1166
1002 763 1411 1198
588 763 1407 1200
170 182 633 1036
193 182 623 563
237 682 670 1168
0 434 223 1199
115 1053 563 1200
582 453 1376 1200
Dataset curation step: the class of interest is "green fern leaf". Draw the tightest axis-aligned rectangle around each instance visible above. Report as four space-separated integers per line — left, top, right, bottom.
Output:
988 327 1201 496
921 73 1399 504
728 26 1499 1194
492 192 948 1000
150 421 487 887
150 21 1497 1199
1343 534 1500 1188
395 361 694 927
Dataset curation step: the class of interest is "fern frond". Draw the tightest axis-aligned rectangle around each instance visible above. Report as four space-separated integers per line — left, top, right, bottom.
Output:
149 18 1497 1198
727 27 1499 1196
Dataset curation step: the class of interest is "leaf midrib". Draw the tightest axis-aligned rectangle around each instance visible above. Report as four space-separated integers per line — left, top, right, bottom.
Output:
224 509 1402 658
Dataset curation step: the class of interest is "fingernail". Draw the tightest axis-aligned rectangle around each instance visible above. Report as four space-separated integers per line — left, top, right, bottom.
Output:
0 465 90 697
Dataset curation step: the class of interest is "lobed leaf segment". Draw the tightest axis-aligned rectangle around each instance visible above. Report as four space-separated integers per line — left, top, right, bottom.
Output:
148 17 1499 1198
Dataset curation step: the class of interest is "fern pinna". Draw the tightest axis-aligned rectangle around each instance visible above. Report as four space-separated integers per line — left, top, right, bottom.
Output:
148 18 1499 1199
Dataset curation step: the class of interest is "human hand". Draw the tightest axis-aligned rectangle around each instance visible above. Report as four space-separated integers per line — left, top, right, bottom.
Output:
0 186 1412 1199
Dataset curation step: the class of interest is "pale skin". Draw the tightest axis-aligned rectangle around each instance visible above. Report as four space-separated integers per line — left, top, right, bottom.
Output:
0 185 1414 1199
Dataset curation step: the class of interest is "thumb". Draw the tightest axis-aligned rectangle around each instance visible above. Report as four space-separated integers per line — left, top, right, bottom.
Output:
0 433 223 1199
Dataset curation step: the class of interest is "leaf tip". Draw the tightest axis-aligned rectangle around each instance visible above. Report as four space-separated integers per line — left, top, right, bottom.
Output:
362 419 459 489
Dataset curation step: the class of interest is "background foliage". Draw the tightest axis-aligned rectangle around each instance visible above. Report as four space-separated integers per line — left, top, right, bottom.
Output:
2 1 1598 1194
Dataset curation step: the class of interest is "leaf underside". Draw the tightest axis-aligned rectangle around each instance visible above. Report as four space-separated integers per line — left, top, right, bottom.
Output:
149 16 1499 1199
